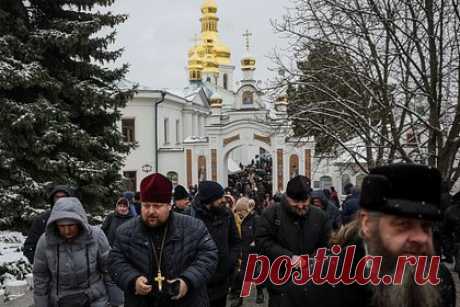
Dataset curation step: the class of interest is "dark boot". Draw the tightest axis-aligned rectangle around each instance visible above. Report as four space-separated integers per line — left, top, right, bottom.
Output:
230 297 243 307
256 287 265 304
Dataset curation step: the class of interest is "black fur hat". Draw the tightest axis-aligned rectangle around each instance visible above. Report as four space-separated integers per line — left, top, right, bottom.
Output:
360 164 442 220
286 175 312 201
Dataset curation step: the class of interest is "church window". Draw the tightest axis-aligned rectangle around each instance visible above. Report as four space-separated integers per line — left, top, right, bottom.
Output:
242 91 254 105
176 119 181 144
164 118 170 144
123 171 137 192
198 156 207 182
289 154 299 178
122 118 135 143
223 74 228 90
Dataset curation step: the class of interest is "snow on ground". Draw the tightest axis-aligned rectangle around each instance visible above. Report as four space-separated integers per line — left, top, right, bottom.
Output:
0 232 25 265
0 231 32 300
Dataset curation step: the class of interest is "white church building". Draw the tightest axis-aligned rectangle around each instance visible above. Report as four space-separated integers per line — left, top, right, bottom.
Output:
118 0 367 196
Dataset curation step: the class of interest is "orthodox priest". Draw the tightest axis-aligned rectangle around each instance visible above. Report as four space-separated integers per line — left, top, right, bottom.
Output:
109 173 218 307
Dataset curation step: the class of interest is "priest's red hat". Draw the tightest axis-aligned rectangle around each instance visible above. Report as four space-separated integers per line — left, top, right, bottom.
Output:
140 173 173 204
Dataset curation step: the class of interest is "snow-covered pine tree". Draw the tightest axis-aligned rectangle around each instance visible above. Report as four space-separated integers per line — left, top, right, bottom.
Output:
0 0 133 228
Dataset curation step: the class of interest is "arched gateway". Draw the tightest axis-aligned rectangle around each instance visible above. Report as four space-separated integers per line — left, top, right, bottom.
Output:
183 99 314 194
119 0 314 194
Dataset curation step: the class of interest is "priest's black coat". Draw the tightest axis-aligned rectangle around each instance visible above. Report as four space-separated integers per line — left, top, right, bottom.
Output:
108 213 218 307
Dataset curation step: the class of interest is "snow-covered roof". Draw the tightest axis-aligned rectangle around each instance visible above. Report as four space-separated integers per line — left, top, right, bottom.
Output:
117 79 154 91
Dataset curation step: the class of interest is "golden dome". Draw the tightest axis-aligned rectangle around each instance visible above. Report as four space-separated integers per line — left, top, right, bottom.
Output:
187 0 232 81
201 0 218 14
188 47 204 81
241 52 256 70
188 52 203 68
214 41 231 65
203 53 219 74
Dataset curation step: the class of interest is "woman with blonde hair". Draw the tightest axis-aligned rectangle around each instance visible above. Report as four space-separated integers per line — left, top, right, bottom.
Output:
230 197 264 306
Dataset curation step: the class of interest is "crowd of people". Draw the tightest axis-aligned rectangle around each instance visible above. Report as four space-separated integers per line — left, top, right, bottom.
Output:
21 163 460 307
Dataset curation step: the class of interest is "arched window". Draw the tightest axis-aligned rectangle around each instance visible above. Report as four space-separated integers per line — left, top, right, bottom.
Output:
242 91 254 105
223 74 228 90
319 176 333 190
289 154 299 179
198 156 207 182
342 174 351 194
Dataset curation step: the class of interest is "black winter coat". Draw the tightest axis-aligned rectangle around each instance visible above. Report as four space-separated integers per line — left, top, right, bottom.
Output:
234 212 258 289
255 196 331 295
240 212 257 262
23 185 74 263
185 200 242 301
284 237 457 307
443 203 460 272
24 211 51 264
108 213 218 307
101 211 134 246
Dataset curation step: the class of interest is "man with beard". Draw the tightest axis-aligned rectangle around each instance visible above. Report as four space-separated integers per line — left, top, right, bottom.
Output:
285 164 456 307
109 174 218 307
256 175 331 307
185 181 242 307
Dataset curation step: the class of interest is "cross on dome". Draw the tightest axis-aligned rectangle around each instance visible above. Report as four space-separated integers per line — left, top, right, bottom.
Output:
243 30 253 52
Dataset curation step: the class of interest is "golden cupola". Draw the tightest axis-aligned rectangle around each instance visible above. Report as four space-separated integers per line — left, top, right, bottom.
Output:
188 50 204 81
241 53 256 71
187 0 232 82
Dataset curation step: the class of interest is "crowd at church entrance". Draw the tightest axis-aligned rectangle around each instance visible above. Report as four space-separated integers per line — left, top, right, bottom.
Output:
22 163 460 307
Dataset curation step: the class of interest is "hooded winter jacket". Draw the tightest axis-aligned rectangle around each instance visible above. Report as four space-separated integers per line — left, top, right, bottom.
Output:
33 197 119 307
23 185 74 264
311 190 342 230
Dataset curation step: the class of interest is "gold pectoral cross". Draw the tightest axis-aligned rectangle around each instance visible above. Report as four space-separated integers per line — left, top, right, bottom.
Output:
154 271 165 291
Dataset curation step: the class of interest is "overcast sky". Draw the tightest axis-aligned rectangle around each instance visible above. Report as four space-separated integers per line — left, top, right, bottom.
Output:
108 0 291 89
